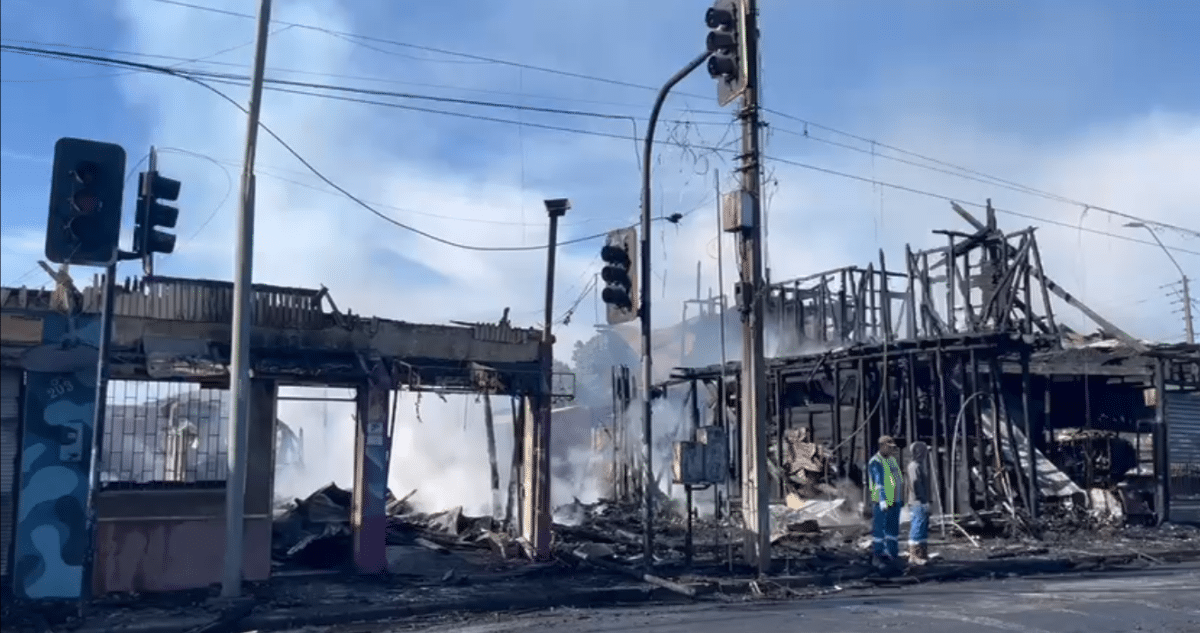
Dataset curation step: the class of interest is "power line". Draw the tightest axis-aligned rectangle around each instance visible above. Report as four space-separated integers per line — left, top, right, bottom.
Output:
2 44 732 171
768 118 1200 240
1 44 635 253
763 153 1200 257
5 43 1196 258
0 37 700 115
12 31 1193 243
142 0 676 94
155 147 235 244
160 149 607 229
137 0 1196 239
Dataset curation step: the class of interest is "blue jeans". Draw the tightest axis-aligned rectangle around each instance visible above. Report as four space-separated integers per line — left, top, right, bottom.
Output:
872 502 901 557
909 503 929 545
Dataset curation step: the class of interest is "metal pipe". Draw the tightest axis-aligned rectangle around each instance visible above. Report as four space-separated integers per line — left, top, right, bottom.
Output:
639 49 711 570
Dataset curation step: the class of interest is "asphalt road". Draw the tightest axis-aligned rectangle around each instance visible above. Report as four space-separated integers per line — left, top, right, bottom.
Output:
362 562 1200 633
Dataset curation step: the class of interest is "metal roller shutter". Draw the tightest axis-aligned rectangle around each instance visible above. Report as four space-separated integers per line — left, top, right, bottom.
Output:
0 368 21 580
1166 391 1200 524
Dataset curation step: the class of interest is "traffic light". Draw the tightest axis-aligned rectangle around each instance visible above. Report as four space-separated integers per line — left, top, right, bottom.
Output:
44 138 127 267
134 169 181 274
600 227 639 325
705 0 746 107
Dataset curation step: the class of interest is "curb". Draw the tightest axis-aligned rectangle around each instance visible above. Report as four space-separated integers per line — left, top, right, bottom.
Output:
81 547 1200 633
86 585 691 633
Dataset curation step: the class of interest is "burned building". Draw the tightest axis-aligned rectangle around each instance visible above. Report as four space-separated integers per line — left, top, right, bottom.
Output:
650 202 1199 528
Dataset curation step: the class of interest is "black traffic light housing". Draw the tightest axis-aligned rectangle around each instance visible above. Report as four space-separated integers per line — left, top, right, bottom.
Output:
45 138 127 267
600 227 639 325
706 0 746 107
134 170 181 275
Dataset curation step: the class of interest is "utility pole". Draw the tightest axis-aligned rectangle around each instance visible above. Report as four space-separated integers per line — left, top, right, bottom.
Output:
734 0 770 575
525 197 570 559
1125 222 1194 344
222 0 273 599
1183 277 1195 345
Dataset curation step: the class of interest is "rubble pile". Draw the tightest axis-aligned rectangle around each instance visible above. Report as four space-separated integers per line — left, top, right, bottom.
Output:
780 428 835 498
271 480 1198 586
273 483 522 578
551 497 692 563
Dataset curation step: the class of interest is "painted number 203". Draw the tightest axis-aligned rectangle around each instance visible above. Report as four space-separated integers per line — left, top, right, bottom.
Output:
47 377 75 400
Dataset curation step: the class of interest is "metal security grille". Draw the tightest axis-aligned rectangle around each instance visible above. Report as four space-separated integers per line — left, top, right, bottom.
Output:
1166 391 1200 524
1 368 21 580
102 380 229 486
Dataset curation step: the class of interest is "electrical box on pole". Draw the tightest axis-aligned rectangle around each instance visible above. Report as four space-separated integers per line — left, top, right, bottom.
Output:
706 0 747 107
600 227 639 325
134 165 181 276
45 137 127 267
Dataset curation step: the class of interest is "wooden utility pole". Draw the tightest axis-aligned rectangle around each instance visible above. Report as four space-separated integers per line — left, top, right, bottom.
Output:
523 198 569 559
735 0 771 574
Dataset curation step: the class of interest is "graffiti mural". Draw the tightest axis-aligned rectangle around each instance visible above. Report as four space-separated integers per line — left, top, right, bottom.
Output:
13 313 99 600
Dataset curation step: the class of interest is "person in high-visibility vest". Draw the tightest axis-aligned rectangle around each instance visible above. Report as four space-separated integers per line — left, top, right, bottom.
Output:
868 435 904 562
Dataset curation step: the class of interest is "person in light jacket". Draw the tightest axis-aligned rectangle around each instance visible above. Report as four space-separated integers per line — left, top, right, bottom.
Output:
906 441 931 565
868 435 903 563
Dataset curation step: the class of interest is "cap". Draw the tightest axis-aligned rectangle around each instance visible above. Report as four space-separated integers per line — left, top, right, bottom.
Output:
878 435 897 447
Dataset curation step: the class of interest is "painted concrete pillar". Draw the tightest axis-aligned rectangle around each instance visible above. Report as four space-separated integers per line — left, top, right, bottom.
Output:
12 313 100 600
352 359 393 574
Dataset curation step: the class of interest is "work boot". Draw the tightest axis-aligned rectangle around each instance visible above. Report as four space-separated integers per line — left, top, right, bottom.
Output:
918 543 929 564
908 543 927 565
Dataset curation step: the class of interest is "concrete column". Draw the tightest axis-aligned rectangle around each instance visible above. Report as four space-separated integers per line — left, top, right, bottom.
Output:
352 361 393 574
521 392 552 559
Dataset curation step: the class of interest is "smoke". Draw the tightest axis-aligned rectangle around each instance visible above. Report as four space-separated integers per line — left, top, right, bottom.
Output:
274 388 614 518
273 387 358 503
273 389 515 516
246 298 853 517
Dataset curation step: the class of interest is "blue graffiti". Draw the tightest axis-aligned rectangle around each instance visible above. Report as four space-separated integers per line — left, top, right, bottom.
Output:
13 313 99 600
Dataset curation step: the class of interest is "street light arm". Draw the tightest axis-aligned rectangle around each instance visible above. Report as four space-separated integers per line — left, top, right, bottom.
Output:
638 49 711 571
1138 225 1187 280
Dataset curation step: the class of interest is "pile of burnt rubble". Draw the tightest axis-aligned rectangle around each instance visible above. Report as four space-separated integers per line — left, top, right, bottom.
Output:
271 483 1198 579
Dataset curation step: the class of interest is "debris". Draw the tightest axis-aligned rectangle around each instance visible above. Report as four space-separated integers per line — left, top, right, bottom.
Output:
987 547 1049 560
414 537 449 553
561 546 696 598
572 543 616 560
1089 488 1126 525
781 428 834 498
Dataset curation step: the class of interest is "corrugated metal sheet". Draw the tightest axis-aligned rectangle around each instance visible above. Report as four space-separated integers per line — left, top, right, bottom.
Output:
1166 391 1200 525
0 368 21 579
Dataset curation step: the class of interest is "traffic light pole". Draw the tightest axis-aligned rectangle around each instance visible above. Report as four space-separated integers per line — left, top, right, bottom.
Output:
639 50 711 569
735 0 771 575
80 258 117 604
223 0 273 599
82 148 147 603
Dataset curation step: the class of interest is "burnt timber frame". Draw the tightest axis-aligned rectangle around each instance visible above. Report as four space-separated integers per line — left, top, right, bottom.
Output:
653 202 1195 528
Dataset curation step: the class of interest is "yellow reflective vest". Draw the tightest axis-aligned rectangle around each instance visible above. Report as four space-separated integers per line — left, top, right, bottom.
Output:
868 453 903 506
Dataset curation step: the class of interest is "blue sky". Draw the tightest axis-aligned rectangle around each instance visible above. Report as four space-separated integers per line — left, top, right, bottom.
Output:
3 0 1198 344
4 0 1199 511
